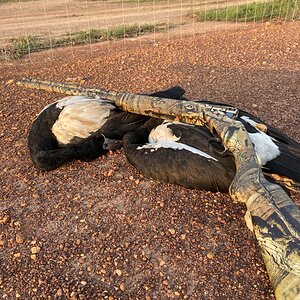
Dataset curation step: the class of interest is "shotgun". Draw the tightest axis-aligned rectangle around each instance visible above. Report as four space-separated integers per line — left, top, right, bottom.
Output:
17 77 300 299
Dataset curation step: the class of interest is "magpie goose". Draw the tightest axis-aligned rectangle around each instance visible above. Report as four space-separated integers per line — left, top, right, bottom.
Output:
124 119 236 192
124 102 300 192
28 86 186 171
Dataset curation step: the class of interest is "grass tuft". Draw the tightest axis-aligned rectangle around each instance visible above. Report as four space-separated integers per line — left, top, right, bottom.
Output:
108 0 164 3
1 23 170 59
193 0 299 22
0 0 36 3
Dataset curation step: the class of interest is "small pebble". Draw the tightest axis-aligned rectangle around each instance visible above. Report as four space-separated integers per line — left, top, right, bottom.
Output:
31 246 41 254
159 260 166 266
107 169 114 177
38 279 44 286
168 228 175 235
15 234 24 244
6 79 14 85
0 215 10 225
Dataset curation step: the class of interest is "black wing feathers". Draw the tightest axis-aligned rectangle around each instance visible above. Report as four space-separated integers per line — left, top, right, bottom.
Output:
124 124 236 192
28 86 186 171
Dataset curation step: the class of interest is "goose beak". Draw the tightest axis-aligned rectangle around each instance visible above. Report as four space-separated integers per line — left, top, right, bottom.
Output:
103 137 123 150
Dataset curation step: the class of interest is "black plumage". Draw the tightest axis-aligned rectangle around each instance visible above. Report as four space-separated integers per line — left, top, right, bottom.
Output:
28 86 186 171
124 120 236 192
124 101 300 192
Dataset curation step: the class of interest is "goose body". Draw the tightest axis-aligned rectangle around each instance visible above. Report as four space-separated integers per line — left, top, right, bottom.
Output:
124 102 300 192
28 86 186 171
124 120 236 192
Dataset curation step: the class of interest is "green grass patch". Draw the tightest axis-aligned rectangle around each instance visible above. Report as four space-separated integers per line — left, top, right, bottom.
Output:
193 0 299 22
0 0 37 3
1 23 171 59
0 0 18 3
108 0 163 3
78 0 165 3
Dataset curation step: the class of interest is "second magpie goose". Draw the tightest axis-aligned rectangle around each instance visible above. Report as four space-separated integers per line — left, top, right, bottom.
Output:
124 101 300 192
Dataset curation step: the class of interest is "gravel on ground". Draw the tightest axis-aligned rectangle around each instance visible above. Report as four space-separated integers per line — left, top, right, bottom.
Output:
0 21 299 299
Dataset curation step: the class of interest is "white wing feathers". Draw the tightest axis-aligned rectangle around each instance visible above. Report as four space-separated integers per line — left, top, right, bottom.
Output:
240 116 280 165
52 96 115 145
138 122 218 161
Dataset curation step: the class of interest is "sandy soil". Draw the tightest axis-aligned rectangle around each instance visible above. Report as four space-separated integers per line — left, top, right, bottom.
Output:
0 22 299 299
0 0 267 45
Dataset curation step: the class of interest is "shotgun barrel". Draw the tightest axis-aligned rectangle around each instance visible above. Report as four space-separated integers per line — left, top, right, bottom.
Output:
17 78 239 126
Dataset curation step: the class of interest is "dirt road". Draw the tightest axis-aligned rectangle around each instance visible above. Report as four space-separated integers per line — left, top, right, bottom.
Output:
0 0 267 46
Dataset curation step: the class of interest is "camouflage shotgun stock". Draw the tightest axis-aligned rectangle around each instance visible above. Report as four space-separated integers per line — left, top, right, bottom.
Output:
204 112 300 300
17 78 300 299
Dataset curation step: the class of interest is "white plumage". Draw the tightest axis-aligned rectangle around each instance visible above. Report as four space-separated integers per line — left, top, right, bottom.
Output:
52 96 115 145
240 116 280 165
137 122 218 161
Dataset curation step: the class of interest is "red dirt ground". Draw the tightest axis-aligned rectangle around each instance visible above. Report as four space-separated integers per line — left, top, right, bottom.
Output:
0 21 299 299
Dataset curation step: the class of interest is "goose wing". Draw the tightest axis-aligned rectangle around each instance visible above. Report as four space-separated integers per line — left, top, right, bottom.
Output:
124 123 236 192
51 96 115 146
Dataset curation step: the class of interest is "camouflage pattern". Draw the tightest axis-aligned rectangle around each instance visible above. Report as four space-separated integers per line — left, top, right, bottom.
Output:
18 78 300 299
17 78 239 124
204 111 300 300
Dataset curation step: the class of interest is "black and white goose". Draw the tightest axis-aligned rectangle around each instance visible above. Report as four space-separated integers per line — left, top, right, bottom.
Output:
124 103 300 192
28 86 186 171
124 119 236 192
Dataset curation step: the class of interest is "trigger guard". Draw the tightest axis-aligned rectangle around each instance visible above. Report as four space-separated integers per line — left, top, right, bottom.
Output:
208 137 231 157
